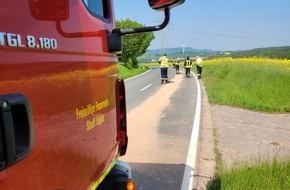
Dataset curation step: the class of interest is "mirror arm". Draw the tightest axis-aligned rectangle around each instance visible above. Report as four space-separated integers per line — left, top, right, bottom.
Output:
112 8 170 36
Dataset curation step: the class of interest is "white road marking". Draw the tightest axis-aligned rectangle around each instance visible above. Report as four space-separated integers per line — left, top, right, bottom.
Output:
140 84 152 92
181 72 202 190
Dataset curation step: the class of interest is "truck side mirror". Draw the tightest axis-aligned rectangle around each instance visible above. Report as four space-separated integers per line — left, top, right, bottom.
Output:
148 0 185 10
108 0 185 53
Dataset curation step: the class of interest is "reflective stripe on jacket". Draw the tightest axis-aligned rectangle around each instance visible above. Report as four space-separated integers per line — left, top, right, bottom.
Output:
184 60 192 68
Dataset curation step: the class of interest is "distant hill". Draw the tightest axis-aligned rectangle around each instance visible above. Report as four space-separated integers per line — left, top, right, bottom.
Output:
229 46 290 59
138 46 290 63
207 46 290 60
146 47 213 55
138 47 215 62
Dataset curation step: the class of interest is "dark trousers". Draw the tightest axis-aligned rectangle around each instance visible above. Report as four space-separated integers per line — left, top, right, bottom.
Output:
185 68 191 76
160 68 168 81
175 65 180 73
196 66 202 78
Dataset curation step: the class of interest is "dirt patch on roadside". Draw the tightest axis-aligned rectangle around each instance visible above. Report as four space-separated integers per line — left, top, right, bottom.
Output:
193 81 290 190
213 104 290 167
125 74 184 163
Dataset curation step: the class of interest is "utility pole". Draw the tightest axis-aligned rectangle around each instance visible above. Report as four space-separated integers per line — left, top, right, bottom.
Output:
155 21 172 55
160 29 167 55
182 43 185 54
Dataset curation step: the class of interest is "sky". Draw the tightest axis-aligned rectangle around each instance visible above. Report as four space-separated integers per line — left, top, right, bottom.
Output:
114 0 290 51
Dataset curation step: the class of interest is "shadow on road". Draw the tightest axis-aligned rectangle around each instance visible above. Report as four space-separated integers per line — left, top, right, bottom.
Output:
128 162 186 190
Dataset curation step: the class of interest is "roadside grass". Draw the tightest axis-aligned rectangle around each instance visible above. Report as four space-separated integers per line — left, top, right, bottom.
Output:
202 57 290 112
144 62 175 67
210 122 290 189
144 62 159 67
207 156 290 190
119 63 149 79
202 57 290 190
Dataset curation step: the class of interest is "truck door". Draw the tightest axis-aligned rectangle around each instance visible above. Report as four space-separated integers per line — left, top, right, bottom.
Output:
0 0 120 189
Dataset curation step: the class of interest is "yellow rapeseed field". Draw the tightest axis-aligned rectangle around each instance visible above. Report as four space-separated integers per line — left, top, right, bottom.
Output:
201 56 290 112
205 57 290 69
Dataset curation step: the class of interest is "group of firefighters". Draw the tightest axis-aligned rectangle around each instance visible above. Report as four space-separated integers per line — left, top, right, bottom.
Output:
158 53 202 84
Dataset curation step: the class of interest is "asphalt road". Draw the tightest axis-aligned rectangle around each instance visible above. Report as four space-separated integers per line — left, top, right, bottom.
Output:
125 67 175 111
122 67 200 190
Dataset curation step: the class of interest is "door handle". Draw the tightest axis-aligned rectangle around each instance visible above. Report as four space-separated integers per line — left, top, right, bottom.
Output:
0 94 34 171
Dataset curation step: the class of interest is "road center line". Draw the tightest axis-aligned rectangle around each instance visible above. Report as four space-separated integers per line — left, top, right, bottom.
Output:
140 84 152 92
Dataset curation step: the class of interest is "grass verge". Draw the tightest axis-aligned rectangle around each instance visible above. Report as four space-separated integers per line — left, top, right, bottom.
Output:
119 63 149 79
207 156 290 190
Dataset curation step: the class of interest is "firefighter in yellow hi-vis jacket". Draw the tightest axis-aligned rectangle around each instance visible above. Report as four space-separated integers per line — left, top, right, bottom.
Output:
184 56 192 78
195 55 203 79
158 53 169 84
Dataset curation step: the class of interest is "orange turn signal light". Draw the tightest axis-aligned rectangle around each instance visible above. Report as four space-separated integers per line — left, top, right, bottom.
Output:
127 180 136 190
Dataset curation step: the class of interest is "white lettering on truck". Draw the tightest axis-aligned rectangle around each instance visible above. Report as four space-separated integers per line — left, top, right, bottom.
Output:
0 32 57 50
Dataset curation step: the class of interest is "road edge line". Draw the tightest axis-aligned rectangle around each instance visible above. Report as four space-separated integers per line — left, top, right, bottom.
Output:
181 72 201 190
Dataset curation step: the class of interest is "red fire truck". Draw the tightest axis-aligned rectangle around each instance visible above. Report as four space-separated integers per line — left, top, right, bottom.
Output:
0 0 184 189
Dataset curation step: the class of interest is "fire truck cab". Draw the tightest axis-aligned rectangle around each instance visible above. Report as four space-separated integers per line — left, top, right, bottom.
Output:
0 0 184 189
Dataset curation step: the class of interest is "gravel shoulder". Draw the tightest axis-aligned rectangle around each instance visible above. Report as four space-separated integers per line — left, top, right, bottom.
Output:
193 81 290 190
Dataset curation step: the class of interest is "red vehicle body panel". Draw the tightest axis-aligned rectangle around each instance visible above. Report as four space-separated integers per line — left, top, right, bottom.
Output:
0 1 122 189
